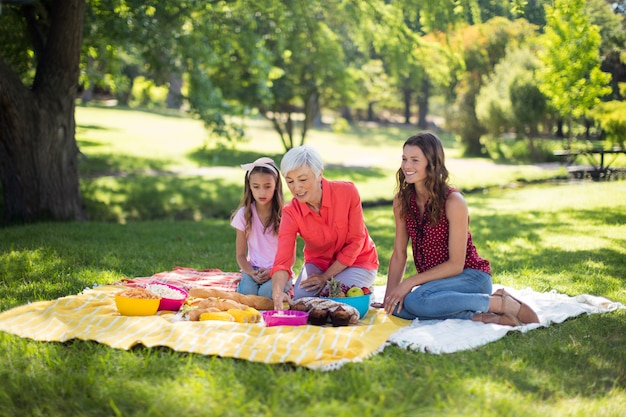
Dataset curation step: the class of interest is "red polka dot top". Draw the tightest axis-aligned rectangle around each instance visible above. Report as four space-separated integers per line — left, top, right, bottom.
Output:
406 188 490 275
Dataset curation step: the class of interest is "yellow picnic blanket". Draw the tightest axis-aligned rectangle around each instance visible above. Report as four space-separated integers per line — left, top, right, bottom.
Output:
0 285 409 370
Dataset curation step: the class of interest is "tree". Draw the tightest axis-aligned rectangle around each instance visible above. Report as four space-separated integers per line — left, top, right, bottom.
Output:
446 17 536 156
536 0 612 145
0 0 87 223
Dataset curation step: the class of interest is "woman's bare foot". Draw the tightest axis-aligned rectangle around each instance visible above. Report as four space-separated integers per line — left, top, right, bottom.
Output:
489 289 539 324
472 312 522 326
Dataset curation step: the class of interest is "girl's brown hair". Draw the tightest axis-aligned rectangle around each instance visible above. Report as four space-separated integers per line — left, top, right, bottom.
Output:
395 132 450 225
233 163 284 235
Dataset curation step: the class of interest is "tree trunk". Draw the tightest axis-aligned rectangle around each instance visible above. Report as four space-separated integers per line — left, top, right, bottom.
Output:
166 71 184 109
403 88 411 124
367 101 376 122
417 78 429 129
0 0 86 224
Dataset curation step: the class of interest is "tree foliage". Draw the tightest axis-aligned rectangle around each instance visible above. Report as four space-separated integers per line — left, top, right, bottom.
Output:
445 17 537 156
1 0 625 223
536 0 612 142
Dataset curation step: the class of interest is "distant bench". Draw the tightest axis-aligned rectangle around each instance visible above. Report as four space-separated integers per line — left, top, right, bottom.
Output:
553 148 626 181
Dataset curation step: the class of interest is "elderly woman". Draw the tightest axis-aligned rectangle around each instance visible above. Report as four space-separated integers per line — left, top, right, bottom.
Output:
270 145 379 310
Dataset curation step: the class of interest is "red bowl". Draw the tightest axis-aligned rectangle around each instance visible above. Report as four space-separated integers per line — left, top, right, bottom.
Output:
262 310 309 327
145 282 188 311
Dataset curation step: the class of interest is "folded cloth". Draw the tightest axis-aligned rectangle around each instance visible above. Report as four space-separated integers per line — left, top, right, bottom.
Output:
0 285 409 371
119 266 241 292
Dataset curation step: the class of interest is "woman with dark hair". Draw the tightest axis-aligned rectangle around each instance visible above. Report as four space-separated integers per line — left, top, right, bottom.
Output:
383 132 539 326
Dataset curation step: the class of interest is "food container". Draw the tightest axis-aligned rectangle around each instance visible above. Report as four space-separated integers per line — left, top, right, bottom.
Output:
145 282 188 311
325 293 372 319
262 310 309 327
115 294 160 316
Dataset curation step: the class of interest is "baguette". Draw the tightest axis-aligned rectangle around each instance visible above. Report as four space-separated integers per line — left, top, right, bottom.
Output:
188 287 274 310
197 297 248 311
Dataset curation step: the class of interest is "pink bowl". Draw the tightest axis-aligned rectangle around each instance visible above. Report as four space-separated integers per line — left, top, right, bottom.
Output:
145 282 188 311
262 310 309 327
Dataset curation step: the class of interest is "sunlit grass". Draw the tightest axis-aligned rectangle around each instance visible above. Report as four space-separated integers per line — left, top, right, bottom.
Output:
76 106 566 221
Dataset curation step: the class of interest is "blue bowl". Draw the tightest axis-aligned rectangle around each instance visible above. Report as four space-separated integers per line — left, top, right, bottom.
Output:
325 293 371 319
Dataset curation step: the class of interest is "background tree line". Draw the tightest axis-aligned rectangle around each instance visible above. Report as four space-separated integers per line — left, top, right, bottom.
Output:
0 0 625 223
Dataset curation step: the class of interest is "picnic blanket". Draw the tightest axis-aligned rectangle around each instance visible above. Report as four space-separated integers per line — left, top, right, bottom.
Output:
0 284 407 370
0 268 623 370
379 285 625 354
119 266 242 292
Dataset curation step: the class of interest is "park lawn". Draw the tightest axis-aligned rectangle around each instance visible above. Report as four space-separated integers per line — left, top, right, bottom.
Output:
75 105 567 222
1 179 625 417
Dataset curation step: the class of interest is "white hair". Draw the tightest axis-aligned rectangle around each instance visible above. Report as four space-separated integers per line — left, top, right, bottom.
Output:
280 145 324 178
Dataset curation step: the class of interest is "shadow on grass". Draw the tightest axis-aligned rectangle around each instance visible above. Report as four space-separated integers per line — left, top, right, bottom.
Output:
82 175 243 222
78 152 177 177
188 146 284 168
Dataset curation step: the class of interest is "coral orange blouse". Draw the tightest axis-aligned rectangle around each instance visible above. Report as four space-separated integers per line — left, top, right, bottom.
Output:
270 178 379 277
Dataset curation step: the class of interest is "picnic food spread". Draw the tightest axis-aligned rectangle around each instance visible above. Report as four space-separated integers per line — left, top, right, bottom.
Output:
116 284 370 326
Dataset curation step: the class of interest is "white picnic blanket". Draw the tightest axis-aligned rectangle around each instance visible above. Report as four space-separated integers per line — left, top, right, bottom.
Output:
372 285 625 354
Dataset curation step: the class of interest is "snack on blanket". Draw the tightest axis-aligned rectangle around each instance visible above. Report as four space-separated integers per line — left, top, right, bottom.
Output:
187 296 262 322
197 297 248 311
189 306 261 323
199 311 235 322
188 307 220 321
188 287 274 310
329 306 352 327
291 297 360 325
227 308 262 323
117 287 160 299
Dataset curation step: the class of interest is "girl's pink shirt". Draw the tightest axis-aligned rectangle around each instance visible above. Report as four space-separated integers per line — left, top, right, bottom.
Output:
231 203 278 269
270 178 379 277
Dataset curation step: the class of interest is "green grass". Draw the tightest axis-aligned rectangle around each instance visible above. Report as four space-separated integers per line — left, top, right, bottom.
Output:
0 107 625 416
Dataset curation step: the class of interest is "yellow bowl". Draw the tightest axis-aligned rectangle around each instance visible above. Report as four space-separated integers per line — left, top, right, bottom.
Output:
115 294 160 316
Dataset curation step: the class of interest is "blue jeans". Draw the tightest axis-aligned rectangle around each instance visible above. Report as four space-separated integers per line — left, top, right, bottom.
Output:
237 268 291 299
393 268 492 321
293 263 377 300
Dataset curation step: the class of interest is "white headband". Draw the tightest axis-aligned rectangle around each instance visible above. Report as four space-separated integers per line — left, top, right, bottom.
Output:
240 157 278 178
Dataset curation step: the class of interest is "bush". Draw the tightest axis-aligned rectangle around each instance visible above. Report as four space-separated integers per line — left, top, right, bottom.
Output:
591 101 626 148
481 135 560 163
130 76 168 109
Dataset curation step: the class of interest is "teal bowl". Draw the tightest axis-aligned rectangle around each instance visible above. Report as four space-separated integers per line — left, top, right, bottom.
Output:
325 293 371 319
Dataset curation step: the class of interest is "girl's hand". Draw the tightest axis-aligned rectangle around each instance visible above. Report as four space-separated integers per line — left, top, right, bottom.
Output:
299 272 327 294
255 268 271 284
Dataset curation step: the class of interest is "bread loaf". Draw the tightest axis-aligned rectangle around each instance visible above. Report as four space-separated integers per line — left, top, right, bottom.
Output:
188 287 274 310
197 297 248 311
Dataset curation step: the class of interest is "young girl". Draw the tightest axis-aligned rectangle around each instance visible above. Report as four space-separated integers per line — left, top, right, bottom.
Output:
231 157 288 299
383 132 539 326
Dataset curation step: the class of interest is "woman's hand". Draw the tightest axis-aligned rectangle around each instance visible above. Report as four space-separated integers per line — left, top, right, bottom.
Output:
299 272 328 294
272 291 292 311
384 280 412 314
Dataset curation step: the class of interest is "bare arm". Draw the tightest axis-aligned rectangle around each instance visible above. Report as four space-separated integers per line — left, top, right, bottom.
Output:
386 198 408 290
271 270 291 310
383 197 409 311
235 229 256 277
